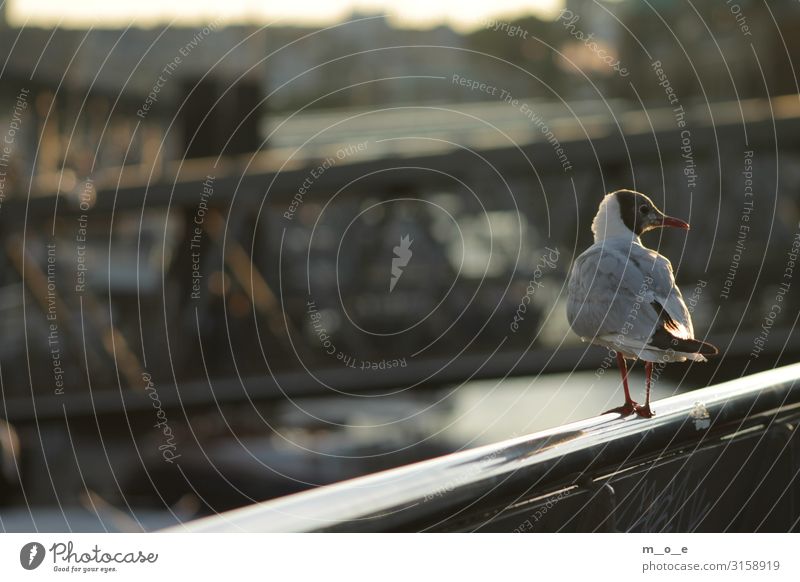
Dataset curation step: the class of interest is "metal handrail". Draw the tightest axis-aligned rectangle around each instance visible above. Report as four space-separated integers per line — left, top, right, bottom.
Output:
169 363 800 532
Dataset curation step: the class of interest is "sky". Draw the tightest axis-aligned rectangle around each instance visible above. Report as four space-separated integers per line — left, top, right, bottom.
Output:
6 0 565 31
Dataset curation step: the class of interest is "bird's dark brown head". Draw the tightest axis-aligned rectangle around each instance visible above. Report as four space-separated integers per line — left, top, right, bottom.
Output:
613 189 690 236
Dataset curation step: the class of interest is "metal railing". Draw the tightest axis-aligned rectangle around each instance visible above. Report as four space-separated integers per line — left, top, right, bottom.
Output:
171 363 800 532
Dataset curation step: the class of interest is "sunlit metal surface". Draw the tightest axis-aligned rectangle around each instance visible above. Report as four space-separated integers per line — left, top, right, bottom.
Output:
172 363 800 532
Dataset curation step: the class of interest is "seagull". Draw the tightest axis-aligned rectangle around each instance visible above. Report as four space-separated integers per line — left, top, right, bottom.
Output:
566 189 718 418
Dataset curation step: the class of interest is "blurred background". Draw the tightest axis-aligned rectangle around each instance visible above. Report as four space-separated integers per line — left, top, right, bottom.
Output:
1 0 800 530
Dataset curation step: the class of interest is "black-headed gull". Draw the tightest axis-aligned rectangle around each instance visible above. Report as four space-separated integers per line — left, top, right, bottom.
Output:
567 189 718 418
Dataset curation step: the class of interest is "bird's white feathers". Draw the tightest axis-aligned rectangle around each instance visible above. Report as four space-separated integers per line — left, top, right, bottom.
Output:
591 193 635 242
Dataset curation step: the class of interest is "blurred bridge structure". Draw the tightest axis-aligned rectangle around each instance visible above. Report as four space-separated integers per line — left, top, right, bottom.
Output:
1 93 800 524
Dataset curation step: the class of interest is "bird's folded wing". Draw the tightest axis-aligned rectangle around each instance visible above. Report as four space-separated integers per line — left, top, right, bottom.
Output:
567 245 662 342
640 247 694 339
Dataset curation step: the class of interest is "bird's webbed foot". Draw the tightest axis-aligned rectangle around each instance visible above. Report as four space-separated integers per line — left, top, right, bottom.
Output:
603 400 638 416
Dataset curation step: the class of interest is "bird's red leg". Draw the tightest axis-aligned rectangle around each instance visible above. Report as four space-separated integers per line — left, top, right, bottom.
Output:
603 352 637 416
635 362 655 418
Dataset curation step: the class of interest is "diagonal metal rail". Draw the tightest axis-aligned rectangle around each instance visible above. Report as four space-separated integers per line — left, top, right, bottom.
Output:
170 363 800 532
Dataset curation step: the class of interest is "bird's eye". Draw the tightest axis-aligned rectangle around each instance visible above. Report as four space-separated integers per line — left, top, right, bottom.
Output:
639 204 649 214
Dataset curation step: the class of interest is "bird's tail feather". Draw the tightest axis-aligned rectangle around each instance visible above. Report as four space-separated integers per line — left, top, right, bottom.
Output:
665 337 719 357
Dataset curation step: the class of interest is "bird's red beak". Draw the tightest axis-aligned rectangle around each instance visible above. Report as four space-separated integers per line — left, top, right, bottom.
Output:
660 216 690 230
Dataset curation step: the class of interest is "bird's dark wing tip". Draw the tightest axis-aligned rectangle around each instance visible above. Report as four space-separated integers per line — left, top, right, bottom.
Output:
650 328 719 357
651 300 681 333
